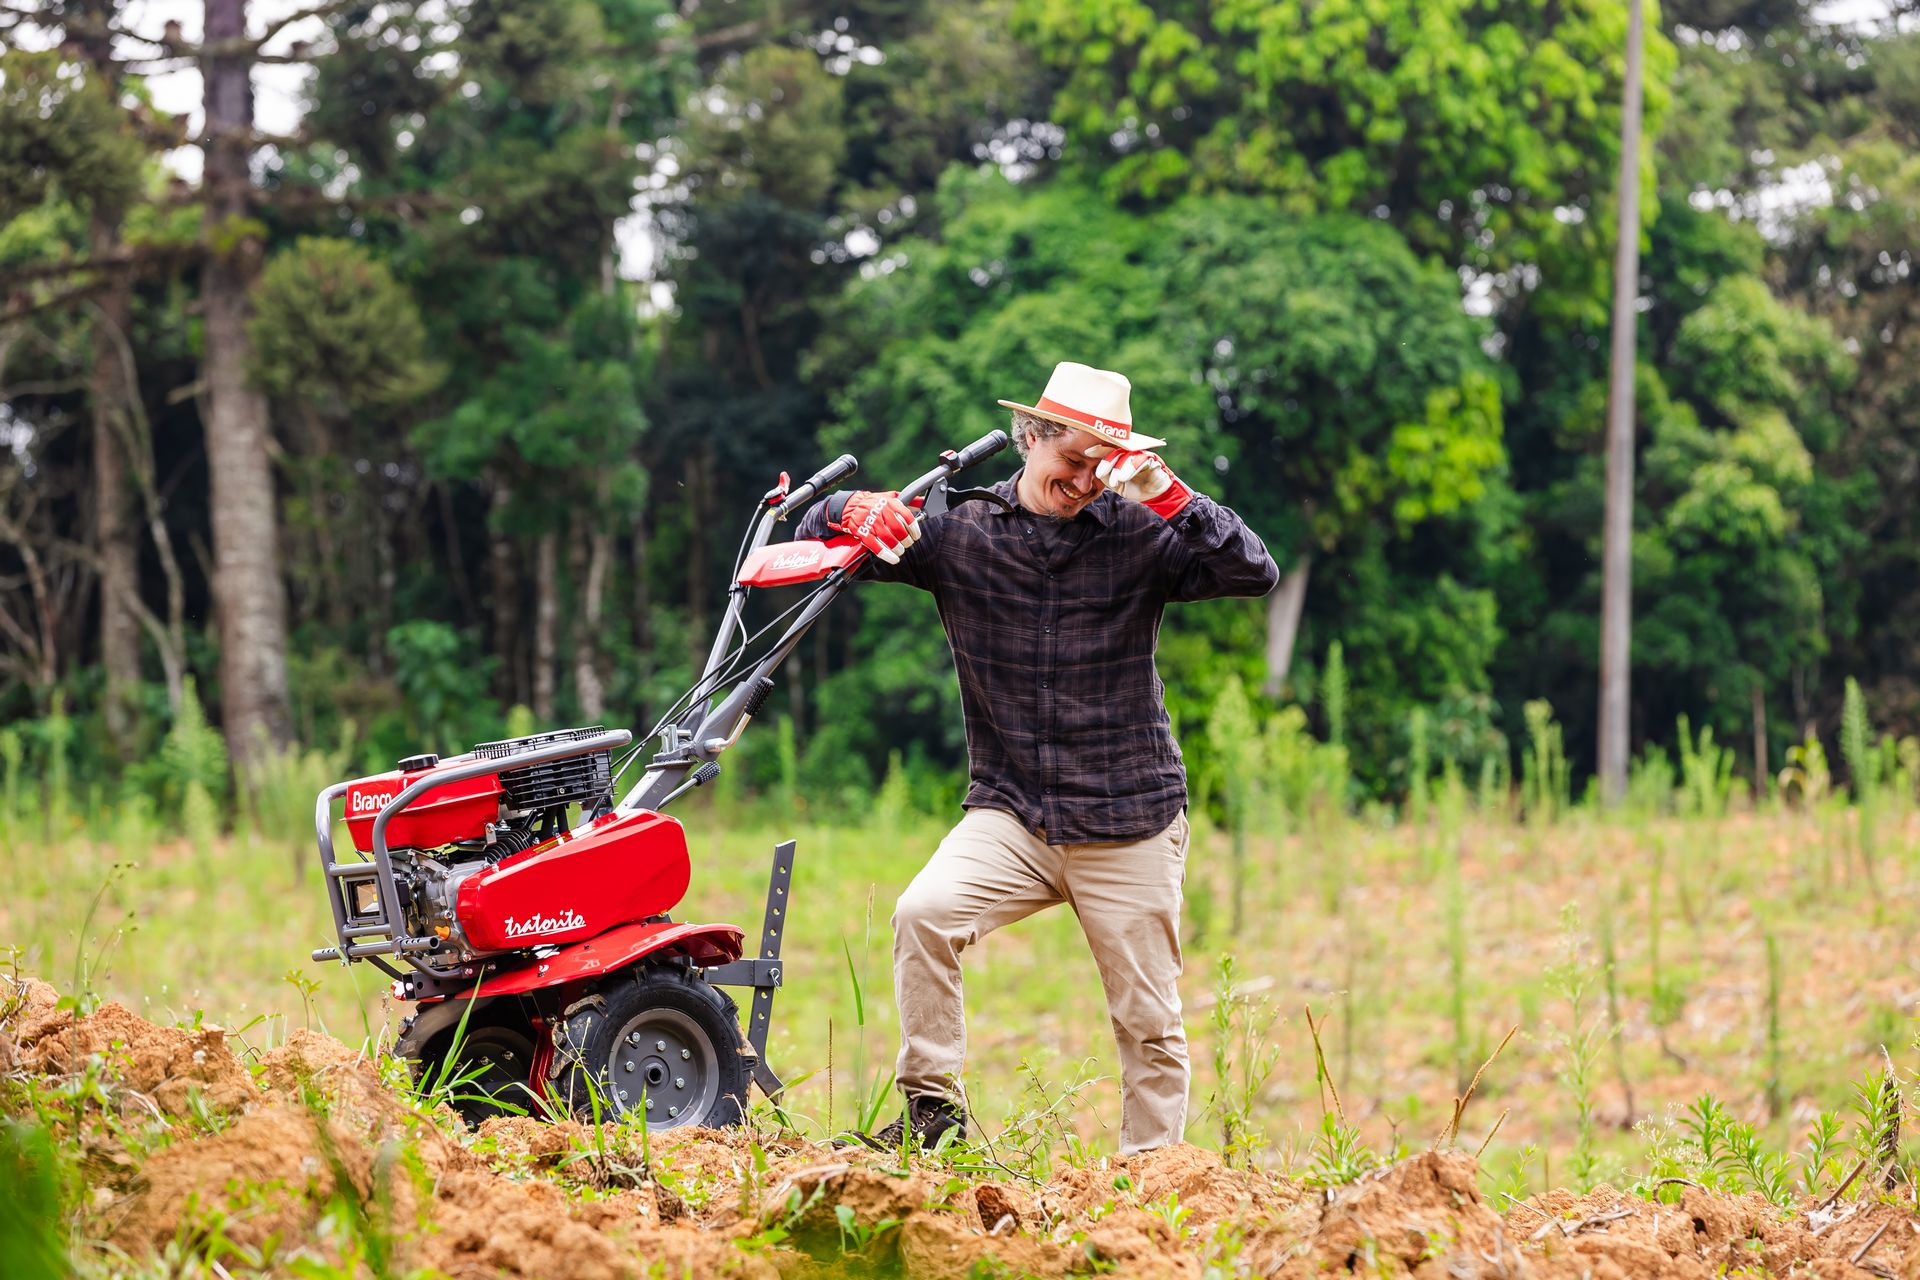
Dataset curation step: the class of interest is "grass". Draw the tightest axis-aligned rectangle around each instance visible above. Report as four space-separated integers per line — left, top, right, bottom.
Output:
9 777 1920 1203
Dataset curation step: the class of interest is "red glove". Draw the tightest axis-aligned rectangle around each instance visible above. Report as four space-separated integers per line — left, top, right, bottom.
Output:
827 490 923 565
1091 448 1194 519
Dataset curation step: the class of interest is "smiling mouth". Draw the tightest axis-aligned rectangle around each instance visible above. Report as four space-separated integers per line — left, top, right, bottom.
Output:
1056 481 1093 505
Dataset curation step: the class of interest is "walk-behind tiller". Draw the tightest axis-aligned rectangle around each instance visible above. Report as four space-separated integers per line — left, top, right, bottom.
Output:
310 430 1011 1129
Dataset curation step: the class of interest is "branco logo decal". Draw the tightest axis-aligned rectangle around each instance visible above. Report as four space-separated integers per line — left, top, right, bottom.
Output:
351 789 397 814
769 546 821 571
504 909 586 939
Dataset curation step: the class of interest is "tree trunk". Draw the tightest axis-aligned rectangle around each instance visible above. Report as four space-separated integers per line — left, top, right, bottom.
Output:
685 447 711 675
202 0 293 775
1597 0 1648 805
89 277 188 715
630 511 652 726
1262 553 1311 698
1752 683 1769 800
533 531 558 722
295 406 351 634
90 215 142 757
1791 662 1809 740
369 486 397 678
0 508 62 693
77 19 141 751
437 482 476 622
488 483 525 707
573 514 611 722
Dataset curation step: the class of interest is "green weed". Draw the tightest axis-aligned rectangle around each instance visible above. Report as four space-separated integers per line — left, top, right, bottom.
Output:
1521 700 1568 826
1675 715 1737 821
0 1118 72 1280
1205 955 1279 1168
1545 906 1606 1191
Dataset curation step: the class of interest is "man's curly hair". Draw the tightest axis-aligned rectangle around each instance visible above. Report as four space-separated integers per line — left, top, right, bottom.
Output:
1010 409 1072 458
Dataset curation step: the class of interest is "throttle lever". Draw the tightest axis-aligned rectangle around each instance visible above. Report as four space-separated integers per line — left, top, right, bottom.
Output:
951 487 1013 511
919 477 1014 519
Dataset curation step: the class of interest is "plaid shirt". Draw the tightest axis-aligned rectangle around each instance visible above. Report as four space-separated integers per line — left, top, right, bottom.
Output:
800 472 1279 843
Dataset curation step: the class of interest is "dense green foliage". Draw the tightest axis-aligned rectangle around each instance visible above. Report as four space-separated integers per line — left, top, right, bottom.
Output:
0 0 1916 812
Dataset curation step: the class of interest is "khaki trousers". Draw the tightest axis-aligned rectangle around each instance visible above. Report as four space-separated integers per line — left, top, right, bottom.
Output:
891 806 1191 1153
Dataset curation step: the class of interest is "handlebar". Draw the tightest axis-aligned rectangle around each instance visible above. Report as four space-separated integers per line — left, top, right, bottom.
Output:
899 429 1010 504
773 454 859 520
618 427 1013 814
951 429 1011 473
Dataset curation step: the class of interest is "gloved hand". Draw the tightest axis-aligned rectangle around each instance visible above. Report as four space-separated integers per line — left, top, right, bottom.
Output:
1090 448 1194 520
827 490 924 564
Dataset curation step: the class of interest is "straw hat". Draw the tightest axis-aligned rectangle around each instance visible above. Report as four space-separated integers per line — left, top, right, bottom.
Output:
997 361 1166 451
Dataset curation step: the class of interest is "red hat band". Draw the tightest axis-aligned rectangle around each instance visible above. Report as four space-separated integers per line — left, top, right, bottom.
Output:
1034 396 1132 444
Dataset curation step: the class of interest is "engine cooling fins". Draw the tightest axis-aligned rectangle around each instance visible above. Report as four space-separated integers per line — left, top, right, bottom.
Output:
473 726 615 812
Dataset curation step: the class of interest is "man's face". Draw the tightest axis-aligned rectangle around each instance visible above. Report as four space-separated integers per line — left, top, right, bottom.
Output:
1019 425 1106 519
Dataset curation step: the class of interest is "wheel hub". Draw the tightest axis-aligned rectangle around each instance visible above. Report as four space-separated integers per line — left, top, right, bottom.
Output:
610 1007 718 1128
444 1025 535 1123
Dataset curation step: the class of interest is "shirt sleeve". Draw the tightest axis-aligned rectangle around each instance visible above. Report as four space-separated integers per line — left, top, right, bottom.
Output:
791 495 941 592
1156 493 1281 603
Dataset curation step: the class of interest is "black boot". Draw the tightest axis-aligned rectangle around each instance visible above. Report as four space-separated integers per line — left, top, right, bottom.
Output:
841 1095 967 1151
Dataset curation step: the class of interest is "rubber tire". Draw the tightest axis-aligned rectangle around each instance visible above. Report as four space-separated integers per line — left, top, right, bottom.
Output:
549 967 750 1129
397 998 539 1126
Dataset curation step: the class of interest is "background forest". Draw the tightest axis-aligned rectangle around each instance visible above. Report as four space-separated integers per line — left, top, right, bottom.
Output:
2 0 1917 816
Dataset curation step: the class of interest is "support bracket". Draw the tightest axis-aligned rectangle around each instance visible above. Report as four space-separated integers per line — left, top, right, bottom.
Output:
714 838 794 1100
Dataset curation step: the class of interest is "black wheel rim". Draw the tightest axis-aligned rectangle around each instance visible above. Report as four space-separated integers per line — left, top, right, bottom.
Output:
606 1007 721 1129
453 1026 535 1118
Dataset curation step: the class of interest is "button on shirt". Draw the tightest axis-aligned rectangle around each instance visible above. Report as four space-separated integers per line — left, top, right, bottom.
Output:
798 471 1279 843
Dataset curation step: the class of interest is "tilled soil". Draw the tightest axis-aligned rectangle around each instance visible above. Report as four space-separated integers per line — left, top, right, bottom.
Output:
9 978 1920 1278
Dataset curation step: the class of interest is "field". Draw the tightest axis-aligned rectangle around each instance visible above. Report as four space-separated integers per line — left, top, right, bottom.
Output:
10 776 1920 1276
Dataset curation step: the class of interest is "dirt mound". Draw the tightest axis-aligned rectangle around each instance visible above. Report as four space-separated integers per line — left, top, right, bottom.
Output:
109 1103 410 1255
255 1026 460 1142
10 995 258 1114
1506 1183 1920 1279
13 984 1920 1278
425 1169 779 1280
0 977 60 1069
1262 1150 1516 1277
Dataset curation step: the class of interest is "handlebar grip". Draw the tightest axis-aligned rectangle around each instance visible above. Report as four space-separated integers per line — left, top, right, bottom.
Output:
951 430 1009 472
774 454 859 518
807 453 860 494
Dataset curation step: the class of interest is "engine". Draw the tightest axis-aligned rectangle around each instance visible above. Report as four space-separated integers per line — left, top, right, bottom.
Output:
341 727 618 960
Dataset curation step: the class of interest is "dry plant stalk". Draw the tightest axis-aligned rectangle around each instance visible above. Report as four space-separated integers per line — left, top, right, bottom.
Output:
1304 1005 1346 1128
1474 1107 1511 1160
1434 1024 1519 1151
1850 1221 1889 1267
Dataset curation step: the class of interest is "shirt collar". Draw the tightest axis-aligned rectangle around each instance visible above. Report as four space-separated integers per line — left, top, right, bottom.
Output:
995 471 1116 527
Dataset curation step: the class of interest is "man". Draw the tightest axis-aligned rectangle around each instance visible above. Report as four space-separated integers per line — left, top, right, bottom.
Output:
799 361 1279 1153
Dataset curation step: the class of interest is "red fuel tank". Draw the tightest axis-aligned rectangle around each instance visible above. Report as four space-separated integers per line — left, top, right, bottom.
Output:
345 768 504 853
454 809 691 952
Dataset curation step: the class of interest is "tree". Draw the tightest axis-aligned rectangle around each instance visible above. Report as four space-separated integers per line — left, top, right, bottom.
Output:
1497 195 1858 775
246 236 442 654
0 41 165 731
1759 27 1920 735
285 0 668 721
1150 200 1507 698
811 171 1511 778
1598 0 1649 802
201 0 296 773
648 2 1042 730
1013 0 1675 321
0 0 341 773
